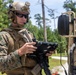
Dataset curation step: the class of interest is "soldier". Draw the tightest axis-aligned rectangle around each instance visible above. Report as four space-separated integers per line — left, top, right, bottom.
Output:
0 1 53 75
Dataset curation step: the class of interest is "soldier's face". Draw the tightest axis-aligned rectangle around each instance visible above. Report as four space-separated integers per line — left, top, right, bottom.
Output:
15 11 28 26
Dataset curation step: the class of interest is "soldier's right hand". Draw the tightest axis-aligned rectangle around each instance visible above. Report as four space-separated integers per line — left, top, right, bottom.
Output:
17 42 37 56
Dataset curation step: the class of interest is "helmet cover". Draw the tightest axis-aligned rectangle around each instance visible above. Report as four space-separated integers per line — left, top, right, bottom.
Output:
8 1 30 23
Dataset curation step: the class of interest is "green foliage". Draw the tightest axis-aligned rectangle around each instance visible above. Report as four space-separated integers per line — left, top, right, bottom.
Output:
34 14 42 28
63 0 76 12
51 29 67 53
49 57 67 69
0 0 13 30
34 13 51 28
24 20 39 39
38 28 44 41
47 27 53 42
25 20 44 41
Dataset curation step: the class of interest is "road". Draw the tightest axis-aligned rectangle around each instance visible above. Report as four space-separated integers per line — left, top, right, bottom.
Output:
51 56 67 60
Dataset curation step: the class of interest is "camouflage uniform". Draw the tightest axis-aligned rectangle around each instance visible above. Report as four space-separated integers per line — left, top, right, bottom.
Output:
0 26 41 75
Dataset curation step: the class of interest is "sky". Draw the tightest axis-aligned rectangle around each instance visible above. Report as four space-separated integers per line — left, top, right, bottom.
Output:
13 0 76 30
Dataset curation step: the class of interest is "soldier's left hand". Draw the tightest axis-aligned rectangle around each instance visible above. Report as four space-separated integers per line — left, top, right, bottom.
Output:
46 51 55 56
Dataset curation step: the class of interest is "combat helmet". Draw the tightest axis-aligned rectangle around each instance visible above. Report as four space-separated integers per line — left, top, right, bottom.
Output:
8 1 30 23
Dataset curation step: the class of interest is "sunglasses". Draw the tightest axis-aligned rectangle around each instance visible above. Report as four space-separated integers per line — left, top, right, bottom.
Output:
15 12 28 18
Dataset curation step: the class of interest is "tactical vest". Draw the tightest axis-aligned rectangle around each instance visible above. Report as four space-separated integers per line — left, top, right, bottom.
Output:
2 28 38 75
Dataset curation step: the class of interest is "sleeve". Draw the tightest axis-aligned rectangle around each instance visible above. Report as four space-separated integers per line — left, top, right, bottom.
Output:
0 31 22 72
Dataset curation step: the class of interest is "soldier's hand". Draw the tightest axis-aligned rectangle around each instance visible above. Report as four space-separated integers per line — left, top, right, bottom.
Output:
18 42 37 56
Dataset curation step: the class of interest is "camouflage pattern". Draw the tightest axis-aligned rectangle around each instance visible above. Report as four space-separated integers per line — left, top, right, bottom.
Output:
8 2 30 20
8 2 30 24
0 26 41 75
10 1 30 13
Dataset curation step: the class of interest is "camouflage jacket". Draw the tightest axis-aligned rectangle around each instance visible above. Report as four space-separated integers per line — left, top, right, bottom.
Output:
0 26 37 74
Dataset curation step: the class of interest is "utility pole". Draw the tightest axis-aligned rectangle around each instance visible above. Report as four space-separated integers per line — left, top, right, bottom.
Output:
41 0 47 42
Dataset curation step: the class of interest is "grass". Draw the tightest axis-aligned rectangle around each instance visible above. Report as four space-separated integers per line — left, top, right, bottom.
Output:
42 56 67 75
49 57 67 69
49 53 67 69
52 53 67 57
0 72 6 75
